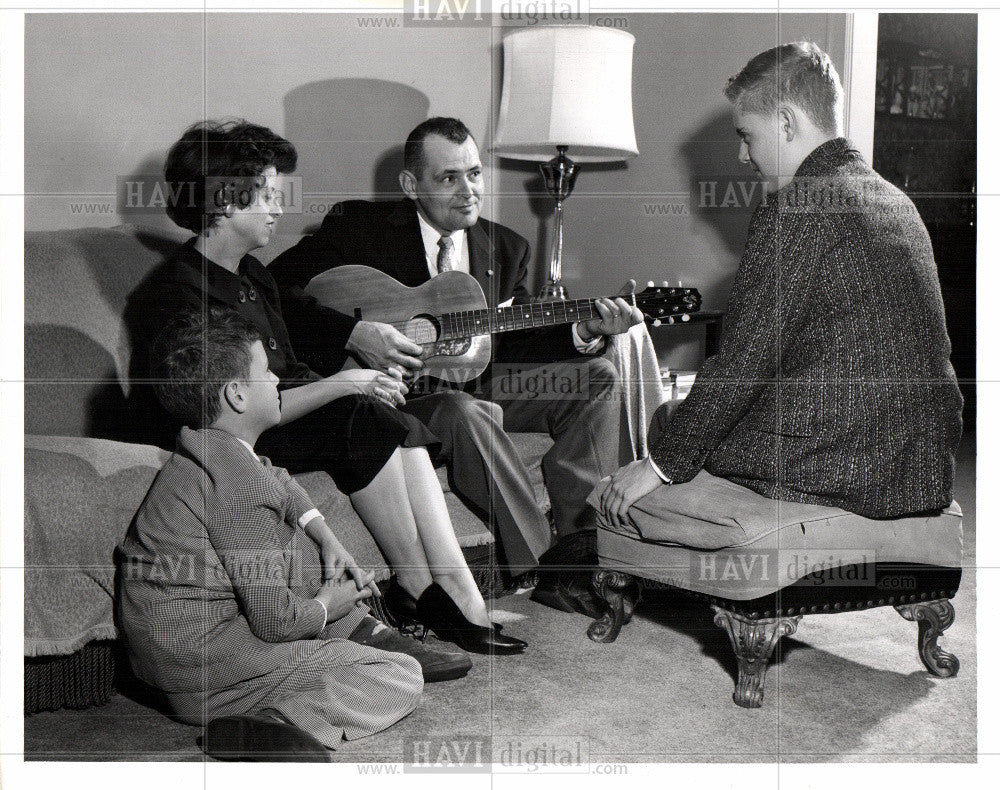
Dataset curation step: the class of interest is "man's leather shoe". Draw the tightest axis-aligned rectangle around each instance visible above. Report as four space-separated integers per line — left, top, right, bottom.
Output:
530 577 604 619
531 530 604 619
537 529 598 569
350 617 472 682
416 583 527 654
203 712 332 762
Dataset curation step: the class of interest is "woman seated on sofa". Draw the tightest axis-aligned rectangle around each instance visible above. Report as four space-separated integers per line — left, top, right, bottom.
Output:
129 119 525 658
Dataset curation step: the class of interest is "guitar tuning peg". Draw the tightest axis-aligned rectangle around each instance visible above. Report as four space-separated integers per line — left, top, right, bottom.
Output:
647 280 655 287
651 319 662 327
677 280 683 288
661 281 670 288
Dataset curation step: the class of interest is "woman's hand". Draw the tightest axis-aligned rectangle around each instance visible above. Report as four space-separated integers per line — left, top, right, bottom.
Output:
330 367 407 407
592 458 665 530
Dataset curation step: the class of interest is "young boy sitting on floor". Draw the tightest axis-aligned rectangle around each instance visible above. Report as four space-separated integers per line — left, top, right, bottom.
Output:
116 306 429 761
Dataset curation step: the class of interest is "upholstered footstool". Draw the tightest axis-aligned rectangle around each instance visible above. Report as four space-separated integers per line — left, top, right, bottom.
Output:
585 470 963 708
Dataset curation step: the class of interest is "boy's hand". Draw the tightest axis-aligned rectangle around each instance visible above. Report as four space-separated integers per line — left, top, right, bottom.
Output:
321 541 380 598
315 579 373 623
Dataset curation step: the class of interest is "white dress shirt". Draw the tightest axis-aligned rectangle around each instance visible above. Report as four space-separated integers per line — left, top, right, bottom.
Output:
415 212 603 354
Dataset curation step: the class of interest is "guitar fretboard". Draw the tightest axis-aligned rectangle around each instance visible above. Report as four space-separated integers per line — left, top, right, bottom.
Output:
439 299 604 340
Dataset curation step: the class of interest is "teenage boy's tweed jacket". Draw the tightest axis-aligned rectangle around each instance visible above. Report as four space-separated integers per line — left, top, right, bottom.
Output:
650 138 963 518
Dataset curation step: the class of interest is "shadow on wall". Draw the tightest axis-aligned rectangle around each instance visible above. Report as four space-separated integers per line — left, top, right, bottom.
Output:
117 153 177 236
680 108 759 286
283 79 430 233
25 325 123 440
24 224 189 446
495 160 550 295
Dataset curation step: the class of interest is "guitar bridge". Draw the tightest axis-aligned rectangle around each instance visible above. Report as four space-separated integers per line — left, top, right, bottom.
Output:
425 338 473 358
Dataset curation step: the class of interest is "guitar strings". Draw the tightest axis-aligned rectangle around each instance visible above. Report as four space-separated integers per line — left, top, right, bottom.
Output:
375 292 685 344
380 300 606 343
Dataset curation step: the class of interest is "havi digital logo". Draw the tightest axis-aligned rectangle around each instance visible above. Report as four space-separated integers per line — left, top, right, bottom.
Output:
404 0 487 26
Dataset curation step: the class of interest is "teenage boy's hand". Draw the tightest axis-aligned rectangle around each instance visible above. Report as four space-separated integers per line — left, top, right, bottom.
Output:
593 458 664 530
315 579 373 622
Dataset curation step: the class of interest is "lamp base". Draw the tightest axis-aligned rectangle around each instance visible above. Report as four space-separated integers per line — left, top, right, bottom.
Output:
537 282 569 301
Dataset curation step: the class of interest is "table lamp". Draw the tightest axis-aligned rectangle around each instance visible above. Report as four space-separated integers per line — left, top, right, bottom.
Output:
493 25 639 300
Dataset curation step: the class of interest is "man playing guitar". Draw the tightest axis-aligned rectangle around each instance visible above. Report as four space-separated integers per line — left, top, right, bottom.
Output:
270 117 645 615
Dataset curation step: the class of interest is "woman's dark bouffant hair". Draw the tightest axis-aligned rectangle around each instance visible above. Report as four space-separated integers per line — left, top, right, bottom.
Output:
163 120 297 233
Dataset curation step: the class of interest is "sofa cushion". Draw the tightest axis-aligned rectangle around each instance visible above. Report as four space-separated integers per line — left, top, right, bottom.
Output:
24 433 526 658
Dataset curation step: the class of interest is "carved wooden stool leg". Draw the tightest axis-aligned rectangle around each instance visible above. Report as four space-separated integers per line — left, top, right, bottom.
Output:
712 607 802 708
894 599 960 678
587 570 641 643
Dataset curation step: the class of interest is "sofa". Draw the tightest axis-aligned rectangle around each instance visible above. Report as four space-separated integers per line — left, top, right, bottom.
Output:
24 223 663 712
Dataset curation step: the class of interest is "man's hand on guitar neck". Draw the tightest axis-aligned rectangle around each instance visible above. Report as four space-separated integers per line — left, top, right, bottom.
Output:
345 320 424 377
577 280 645 343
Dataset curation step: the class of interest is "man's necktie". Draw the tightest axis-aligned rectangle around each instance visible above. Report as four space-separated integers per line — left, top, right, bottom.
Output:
436 235 455 274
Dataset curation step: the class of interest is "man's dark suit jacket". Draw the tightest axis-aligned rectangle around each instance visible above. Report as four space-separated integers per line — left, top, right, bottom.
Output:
650 138 963 518
269 199 581 377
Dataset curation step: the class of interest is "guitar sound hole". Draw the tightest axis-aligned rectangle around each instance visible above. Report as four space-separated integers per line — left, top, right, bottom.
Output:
403 316 439 346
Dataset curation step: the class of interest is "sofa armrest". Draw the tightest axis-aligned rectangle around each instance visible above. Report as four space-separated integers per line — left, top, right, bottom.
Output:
24 436 170 657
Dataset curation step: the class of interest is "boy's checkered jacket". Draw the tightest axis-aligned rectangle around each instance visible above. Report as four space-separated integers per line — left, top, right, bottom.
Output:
116 427 422 747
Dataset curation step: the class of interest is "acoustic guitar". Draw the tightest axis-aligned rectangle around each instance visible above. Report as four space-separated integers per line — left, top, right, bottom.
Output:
305 265 701 384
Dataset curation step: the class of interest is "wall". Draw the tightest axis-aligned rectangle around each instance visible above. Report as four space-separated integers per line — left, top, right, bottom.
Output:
492 13 849 366
25 11 855 367
25 12 496 242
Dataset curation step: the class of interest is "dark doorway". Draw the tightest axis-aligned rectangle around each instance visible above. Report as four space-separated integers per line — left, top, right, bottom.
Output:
872 13 977 428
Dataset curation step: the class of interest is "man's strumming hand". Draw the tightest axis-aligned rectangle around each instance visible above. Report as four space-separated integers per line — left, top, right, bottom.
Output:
346 320 424 377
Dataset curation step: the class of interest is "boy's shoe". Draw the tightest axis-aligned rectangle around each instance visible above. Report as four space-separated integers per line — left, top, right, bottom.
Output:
203 712 332 762
349 617 473 682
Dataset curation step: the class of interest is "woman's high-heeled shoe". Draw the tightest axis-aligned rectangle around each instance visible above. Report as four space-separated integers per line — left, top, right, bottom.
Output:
415 582 527 655
384 577 421 630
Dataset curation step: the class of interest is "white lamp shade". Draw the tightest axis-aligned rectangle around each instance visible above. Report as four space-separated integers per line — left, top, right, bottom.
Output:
494 25 639 163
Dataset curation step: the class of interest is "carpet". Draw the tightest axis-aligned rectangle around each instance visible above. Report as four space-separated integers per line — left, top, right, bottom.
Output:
23 436 977 764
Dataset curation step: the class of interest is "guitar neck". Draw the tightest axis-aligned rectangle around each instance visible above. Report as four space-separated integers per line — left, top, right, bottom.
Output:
438 298 606 339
